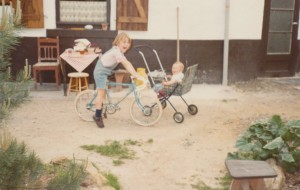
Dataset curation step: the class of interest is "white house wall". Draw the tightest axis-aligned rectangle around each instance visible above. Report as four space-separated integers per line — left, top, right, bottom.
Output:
229 0 265 39
124 0 265 40
15 0 266 40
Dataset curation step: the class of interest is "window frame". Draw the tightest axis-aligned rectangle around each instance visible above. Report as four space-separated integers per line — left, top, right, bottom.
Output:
55 0 111 29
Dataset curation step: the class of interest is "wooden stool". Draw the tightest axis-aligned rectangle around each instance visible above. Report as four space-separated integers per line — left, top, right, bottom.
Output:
225 160 277 190
67 72 89 95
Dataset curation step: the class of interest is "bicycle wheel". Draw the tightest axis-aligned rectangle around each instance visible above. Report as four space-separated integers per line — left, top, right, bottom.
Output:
75 89 97 122
130 94 162 126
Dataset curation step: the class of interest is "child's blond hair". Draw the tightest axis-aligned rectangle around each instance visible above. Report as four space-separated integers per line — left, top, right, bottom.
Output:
112 32 132 47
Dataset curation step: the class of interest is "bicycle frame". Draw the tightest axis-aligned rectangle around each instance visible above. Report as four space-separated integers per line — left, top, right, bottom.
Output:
88 79 146 114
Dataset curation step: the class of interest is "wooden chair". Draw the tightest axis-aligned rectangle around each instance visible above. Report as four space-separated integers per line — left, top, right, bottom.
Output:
33 36 61 90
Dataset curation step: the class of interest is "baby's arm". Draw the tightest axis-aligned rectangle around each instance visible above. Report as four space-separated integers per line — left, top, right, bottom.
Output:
162 78 177 86
162 73 184 86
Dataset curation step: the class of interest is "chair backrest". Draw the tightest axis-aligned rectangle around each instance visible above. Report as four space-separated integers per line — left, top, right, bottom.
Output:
174 64 198 95
37 36 60 62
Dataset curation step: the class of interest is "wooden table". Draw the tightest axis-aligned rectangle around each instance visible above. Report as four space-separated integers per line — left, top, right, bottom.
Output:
225 160 277 190
60 51 99 96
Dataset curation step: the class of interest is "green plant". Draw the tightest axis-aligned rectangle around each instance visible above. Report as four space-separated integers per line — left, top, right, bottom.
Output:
81 140 136 163
191 171 231 190
227 115 300 173
113 159 124 166
46 158 88 190
0 129 44 190
0 0 32 123
103 172 121 190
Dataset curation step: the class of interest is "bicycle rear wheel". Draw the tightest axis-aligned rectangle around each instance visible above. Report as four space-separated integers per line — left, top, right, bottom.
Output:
75 89 97 122
130 94 162 126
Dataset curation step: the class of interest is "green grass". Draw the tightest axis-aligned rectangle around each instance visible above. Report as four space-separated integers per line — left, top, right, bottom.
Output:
103 172 121 190
191 172 231 190
81 140 135 160
112 159 124 166
80 139 153 166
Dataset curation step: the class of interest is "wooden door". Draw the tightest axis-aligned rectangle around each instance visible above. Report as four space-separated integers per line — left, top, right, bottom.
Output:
261 0 299 77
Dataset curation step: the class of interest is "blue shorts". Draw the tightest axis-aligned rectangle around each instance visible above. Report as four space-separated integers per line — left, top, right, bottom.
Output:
93 60 117 89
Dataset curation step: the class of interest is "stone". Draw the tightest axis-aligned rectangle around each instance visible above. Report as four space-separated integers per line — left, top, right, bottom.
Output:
265 158 286 190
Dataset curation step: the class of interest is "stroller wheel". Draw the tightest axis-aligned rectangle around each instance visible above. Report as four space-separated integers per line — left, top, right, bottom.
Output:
173 112 184 123
160 99 167 109
188 104 198 115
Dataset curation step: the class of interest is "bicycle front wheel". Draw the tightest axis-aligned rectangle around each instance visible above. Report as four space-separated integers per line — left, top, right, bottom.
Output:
130 94 162 126
75 89 97 122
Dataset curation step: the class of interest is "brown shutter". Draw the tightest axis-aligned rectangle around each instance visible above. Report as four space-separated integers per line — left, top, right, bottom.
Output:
6 0 44 28
21 0 44 28
117 0 148 31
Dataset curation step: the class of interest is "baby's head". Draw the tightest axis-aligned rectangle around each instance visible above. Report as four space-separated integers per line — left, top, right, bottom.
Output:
172 61 184 74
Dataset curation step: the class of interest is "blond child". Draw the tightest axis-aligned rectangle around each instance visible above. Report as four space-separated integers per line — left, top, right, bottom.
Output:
93 32 145 128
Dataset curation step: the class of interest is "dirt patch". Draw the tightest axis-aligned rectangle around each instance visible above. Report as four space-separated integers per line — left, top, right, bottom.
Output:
6 78 300 190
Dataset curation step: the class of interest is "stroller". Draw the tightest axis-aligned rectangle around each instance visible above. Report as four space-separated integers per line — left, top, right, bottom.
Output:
134 45 198 123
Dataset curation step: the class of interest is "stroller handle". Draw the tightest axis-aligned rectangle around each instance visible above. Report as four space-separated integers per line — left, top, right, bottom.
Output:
133 45 167 86
133 45 155 52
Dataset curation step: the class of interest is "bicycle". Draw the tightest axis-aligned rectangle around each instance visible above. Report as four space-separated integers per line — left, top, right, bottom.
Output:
74 77 163 126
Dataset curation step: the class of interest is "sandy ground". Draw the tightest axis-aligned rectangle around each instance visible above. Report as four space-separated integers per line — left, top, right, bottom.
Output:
6 78 300 190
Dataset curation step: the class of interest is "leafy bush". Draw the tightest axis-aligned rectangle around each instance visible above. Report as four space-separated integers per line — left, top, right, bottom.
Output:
0 129 89 189
0 129 44 190
227 115 300 173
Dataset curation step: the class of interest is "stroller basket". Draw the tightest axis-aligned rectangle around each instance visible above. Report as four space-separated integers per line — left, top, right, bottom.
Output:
173 64 198 96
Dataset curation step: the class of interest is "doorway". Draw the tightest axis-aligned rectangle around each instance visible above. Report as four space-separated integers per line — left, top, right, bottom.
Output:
261 0 299 77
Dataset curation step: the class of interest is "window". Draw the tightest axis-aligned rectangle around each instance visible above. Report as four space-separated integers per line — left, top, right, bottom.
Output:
55 0 149 31
56 0 110 29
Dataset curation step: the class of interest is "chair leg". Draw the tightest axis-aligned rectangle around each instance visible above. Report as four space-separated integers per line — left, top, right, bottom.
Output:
84 77 89 90
58 68 61 86
75 77 79 94
78 77 82 94
38 71 43 85
67 77 73 96
33 68 37 90
55 68 60 90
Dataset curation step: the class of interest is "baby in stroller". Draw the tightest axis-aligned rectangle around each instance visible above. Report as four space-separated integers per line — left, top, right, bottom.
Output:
154 61 185 98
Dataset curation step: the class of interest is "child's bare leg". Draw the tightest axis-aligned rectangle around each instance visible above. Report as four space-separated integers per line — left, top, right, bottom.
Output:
96 89 106 109
94 89 106 128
